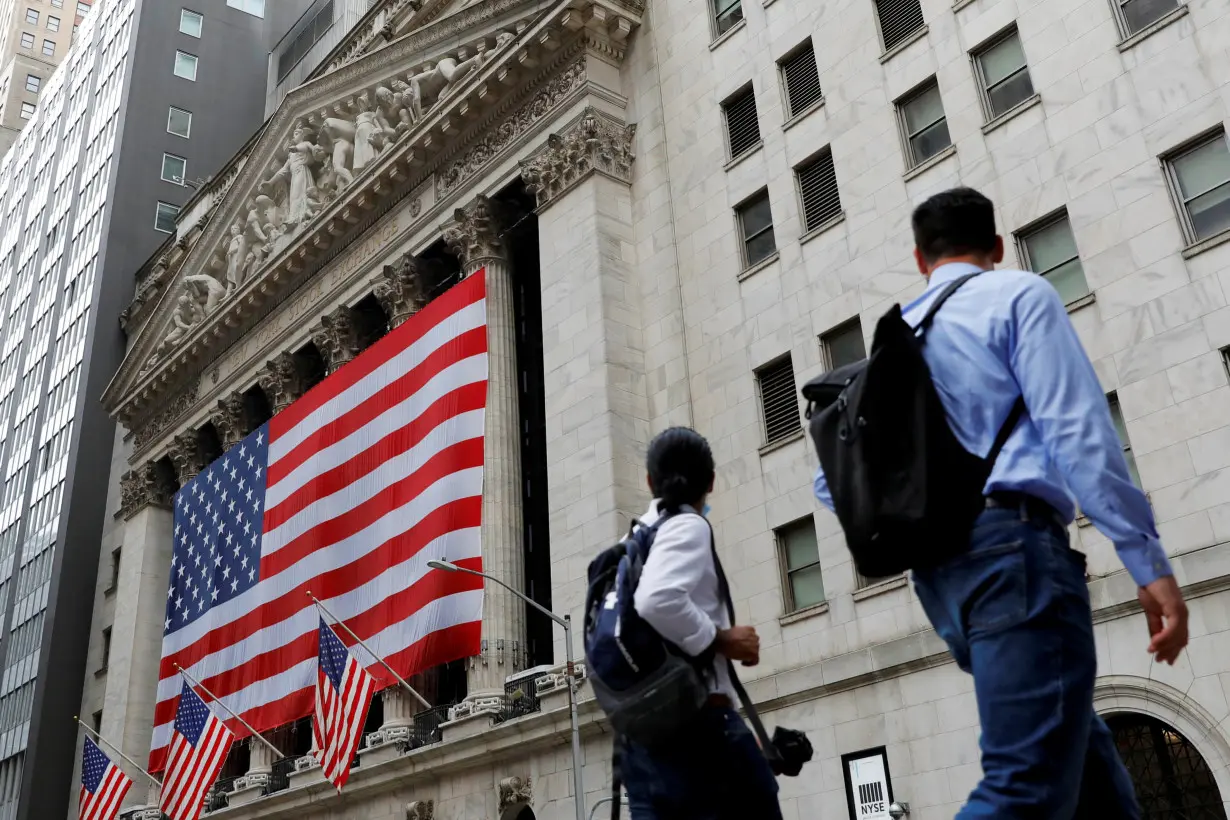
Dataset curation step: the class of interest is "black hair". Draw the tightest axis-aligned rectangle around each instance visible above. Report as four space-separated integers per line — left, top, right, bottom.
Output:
646 427 715 511
911 187 998 264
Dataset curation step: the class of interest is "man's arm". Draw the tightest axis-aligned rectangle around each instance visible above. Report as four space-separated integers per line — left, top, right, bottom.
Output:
633 514 719 657
813 465 833 511
1007 276 1170 586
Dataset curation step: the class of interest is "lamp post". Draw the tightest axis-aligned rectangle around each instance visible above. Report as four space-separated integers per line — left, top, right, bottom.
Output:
427 560 586 820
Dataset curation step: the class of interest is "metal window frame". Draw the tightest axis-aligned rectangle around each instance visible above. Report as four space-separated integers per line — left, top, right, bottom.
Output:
711 0 743 39
734 187 775 269
41 38 55 56
721 82 760 162
166 105 192 138
154 201 179 233
24 75 39 94
1160 127 1230 246
24 8 38 24
819 315 864 371
161 153 187 185
46 14 59 31
895 77 947 168
18 102 35 119
794 145 842 235
970 25 1031 122
1105 392 1137 472
775 516 823 614
174 49 199 80
1013 208 1090 303
1110 0 1181 38
754 352 798 446
179 8 204 37
872 0 926 53
19 32 34 49
777 38 821 119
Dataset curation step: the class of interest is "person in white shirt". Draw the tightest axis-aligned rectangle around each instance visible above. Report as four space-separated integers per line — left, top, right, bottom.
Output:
619 427 782 820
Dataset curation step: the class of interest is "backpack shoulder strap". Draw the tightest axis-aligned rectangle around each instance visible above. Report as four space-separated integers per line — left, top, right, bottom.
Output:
988 396 1026 464
915 271 984 336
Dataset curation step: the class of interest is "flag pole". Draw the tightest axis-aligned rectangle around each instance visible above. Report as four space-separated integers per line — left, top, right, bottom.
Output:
73 716 162 789
306 591 432 711
174 665 283 760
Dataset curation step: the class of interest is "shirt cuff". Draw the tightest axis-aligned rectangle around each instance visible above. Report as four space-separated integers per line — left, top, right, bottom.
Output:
1123 536 1173 587
678 619 718 658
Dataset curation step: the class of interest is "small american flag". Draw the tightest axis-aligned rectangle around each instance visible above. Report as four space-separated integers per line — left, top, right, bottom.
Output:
149 272 488 770
313 618 377 790
159 682 234 820
78 737 132 820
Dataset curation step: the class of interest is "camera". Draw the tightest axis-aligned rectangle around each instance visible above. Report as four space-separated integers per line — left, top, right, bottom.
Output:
888 802 911 819
768 727 813 777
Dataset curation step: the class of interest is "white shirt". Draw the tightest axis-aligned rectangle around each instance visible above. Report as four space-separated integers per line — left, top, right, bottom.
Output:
632 500 736 700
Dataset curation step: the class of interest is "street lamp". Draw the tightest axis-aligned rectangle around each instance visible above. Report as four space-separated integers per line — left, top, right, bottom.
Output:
427 560 586 820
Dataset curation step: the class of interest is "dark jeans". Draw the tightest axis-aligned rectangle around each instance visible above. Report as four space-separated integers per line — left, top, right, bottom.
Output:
913 506 1140 819
619 706 782 820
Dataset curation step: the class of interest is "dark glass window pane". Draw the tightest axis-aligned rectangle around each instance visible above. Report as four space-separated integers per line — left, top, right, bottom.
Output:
987 69 1034 116
1121 0 1178 34
909 119 950 163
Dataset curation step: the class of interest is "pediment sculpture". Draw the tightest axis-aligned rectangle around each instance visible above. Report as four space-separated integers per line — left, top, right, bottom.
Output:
142 31 516 372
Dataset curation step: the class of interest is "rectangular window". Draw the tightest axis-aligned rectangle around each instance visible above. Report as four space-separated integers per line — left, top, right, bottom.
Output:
1115 0 1179 37
722 85 761 161
226 0 264 17
898 79 951 167
1164 131 1230 244
99 627 111 671
24 75 40 94
876 0 925 52
712 0 742 36
973 28 1034 119
92 710 103 733
41 39 55 56
821 318 866 371
796 148 842 233
779 40 822 119
167 106 192 138
20 32 34 49
52 0 63 7
756 355 800 445
46 15 60 31
777 518 825 612
174 50 198 80
161 153 187 185
179 9 203 37
77 0 90 15
737 189 776 268
19 102 35 120
25 8 38 24
154 201 179 233
106 547 120 593
1107 394 1142 487
277 1 334 81
1017 212 1091 306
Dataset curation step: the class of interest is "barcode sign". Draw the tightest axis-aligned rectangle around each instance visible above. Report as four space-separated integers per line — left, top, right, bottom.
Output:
859 781 886 815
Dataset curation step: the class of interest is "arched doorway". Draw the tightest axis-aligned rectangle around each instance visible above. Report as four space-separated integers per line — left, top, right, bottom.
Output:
1107 713 1228 819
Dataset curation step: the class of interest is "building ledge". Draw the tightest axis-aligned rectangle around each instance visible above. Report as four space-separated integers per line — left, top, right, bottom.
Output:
853 574 909 601
738 250 780 282
1117 5 1189 52
981 94 1042 136
710 18 747 51
903 144 956 182
783 98 825 132
952 0 976 10
1066 292 1096 313
758 428 804 456
1181 227 1230 260
879 26 929 64
724 141 764 172
800 212 846 245
779 601 829 626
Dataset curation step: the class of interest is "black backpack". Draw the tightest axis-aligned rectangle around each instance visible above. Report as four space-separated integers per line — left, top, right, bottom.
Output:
801 272 1025 577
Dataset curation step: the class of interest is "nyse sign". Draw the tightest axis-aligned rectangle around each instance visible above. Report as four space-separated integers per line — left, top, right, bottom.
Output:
845 748 891 820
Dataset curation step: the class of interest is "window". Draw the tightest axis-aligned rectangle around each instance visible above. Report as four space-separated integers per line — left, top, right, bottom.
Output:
1017 212 1091 306
174 50 198 80
161 153 187 184
99 627 111 671
722 85 760 160
796 148 842 233
20 32 34 49
779 41 822 119
1114 0 1179 37
105 547 120 593
777 518 825 612
19 102 35 120
276 1 334 81
24 75 40 94
737 190 776 268
179 9 203 37
756 355 800 445
226 0 264 17
52 0 63 7
41 39 55 56
25 8 38 24
91 710 102 734
167 106 192 138
77 0 91 14
974 28 1034 119
821 318 866 370
897 79 951 168
1164 131 1230 244
876 0 925 52
154 202 179 233
712 0 742 36
47 15 60 31
1107 394 1141 487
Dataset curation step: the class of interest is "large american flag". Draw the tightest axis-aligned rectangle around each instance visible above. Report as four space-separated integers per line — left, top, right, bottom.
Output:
149 272 489 771
313 618 377 790
160 683 234 820
78 737 132 820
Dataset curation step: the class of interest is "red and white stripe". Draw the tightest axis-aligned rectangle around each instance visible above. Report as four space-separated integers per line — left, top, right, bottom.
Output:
78 761 131 820
148 272 489 771
313 632 377 790
159 711 234 820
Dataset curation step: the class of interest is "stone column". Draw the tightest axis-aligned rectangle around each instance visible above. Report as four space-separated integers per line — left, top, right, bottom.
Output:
374 252 430 329
167 431 205 486
229 736 276 807
311 305 363 374
212 394 247 451
256 351 305 414
442 195 526 698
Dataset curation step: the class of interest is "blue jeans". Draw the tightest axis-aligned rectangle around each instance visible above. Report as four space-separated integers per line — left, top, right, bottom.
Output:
912 507 1140 819
619 706 782 820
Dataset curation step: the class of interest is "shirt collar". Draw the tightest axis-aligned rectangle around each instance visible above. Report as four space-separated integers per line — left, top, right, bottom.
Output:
926 261 988 291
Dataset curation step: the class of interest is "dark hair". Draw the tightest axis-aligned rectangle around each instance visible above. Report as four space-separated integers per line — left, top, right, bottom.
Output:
646 427 715 511
911 187 997 264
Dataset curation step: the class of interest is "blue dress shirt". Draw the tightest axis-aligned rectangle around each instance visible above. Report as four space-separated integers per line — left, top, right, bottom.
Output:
813 262 1172 587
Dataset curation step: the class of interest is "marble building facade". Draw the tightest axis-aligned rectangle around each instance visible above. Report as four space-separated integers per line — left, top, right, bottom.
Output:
75 0 1230 817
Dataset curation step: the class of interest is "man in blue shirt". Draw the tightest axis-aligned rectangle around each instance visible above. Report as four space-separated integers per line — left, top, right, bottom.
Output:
813 188 1188 818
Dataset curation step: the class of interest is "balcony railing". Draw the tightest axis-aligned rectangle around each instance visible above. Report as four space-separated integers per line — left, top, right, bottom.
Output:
408 703 452 749
496 674 542 724
263 756 297 796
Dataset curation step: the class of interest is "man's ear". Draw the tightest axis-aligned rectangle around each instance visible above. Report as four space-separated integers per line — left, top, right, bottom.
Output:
646 473 653 494
914 247 929 276
991 235 1005 265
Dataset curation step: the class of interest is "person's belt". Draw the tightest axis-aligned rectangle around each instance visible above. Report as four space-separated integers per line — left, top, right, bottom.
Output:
985 490 1065 530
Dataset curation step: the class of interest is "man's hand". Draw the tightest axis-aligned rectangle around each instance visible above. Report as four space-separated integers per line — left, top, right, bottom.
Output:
716 625 760 667
1139 576 1189 665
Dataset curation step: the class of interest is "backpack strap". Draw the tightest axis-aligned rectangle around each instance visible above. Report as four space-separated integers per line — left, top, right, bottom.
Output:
915 271 984 337
988 396 1026 464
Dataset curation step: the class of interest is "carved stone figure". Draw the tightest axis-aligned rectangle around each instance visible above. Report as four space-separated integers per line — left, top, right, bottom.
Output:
163 292 204 347
496 776 532 816
224 222 249 290
404 800 434 820
266 126 324 227
183 272 227 314
317 109 356 191
352 92 388 172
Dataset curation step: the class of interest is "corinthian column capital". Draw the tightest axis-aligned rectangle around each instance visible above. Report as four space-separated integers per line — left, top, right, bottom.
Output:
311 305 363 373
257 352 304 413
167 431 204 487
118 462 175 520
441 195 509 274
374 253 431 328
519 107 637 210
212 394 247 451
